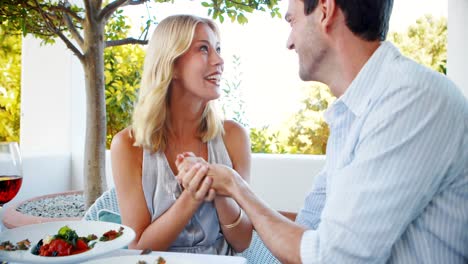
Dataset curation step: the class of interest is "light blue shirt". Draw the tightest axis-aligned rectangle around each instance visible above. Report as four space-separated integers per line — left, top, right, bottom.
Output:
297 42 468 263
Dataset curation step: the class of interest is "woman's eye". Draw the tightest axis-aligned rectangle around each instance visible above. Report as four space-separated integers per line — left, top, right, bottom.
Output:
200 45 208 52
216 47 221 54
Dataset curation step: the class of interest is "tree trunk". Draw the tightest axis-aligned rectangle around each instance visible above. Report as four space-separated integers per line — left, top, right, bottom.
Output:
82 16 107 208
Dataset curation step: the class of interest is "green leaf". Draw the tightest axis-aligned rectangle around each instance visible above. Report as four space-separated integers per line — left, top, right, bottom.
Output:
237 13 248 24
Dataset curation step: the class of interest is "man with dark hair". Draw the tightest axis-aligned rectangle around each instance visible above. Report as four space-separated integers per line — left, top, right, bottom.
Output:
178 0 468 262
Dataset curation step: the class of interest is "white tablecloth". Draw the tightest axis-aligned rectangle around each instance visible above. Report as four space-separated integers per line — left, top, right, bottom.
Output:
93 249 247 264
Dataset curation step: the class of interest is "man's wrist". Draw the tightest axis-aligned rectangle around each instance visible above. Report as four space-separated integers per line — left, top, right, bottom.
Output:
230 174 248 201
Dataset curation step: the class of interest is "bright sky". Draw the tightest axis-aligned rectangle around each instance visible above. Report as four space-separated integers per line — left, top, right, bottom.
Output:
124 0 448 128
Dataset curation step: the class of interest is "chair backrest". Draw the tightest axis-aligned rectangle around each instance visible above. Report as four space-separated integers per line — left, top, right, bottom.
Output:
83 188 120 221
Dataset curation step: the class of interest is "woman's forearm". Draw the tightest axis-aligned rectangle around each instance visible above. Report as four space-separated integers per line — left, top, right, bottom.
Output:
214 196 253 252
132 190 201 250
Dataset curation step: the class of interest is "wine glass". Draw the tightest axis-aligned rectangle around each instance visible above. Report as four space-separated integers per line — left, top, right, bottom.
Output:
0 142 23 208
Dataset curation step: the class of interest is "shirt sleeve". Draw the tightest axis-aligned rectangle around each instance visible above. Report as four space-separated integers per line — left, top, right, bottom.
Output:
300 84 465 263
295 170 327 229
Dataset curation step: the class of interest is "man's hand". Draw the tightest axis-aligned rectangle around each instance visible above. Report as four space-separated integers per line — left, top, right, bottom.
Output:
206 164 242 197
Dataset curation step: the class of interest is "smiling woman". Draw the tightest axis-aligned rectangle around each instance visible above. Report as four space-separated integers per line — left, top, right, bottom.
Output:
110 14 253 254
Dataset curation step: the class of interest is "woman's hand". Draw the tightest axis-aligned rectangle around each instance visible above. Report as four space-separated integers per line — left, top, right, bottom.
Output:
175 153 215 202
175 152 208 174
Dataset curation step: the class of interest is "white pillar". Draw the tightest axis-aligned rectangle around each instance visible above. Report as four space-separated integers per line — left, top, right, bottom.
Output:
448 0 468 97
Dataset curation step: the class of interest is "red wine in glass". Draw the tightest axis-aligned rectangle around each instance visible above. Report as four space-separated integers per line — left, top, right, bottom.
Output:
0 175 23 206
0 142 23 208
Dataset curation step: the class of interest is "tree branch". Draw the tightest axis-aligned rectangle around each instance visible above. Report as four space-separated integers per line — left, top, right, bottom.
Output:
96 0 103 11
56 29 84 62
105 37 148 48
99 0 148 21
99 0 127 21
226 0 258 8
32 0 84 61
63 13 84 48
48 4 83 22
83 0 92 20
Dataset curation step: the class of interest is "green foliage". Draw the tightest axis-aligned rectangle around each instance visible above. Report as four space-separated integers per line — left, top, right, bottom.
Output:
219 55 248 127
0 0 281 38
389 15 447 74
250 126 286 154
0 23 21 142
248 83 334 155
203 0 282 24
284 82 334 154
104 44 144 148
105 9 131 41
217 57 333 154
0 0 86 45
104 16 145 148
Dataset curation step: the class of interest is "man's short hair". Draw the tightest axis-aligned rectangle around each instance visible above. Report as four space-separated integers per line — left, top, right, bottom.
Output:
303 0 394 41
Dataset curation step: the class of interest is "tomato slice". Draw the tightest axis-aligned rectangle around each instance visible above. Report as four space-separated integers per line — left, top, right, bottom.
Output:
39 239 72 256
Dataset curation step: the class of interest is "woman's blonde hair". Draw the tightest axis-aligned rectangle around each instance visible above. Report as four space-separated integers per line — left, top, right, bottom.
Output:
131 15 224 152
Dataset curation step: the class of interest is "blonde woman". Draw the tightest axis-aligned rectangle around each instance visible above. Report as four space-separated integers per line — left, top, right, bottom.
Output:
110 15 252 254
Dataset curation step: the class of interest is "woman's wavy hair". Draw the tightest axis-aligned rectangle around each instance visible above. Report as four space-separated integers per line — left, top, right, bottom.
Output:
131 15 224 152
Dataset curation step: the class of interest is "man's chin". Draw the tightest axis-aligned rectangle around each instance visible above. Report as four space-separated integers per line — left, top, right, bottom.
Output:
299 69 313 81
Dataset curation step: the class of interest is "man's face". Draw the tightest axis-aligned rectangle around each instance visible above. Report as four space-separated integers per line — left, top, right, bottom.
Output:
285 0 328 81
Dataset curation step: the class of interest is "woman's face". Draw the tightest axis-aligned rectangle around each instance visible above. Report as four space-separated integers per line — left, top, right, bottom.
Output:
172 23 224 102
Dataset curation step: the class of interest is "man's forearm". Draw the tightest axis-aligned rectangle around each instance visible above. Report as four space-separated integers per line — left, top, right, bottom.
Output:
232 178 306 264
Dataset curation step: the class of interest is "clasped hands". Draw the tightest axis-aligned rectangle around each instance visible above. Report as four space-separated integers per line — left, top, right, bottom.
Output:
174 152 238 202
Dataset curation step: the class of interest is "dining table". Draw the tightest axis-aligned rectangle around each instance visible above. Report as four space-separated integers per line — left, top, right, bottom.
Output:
92 248 247 264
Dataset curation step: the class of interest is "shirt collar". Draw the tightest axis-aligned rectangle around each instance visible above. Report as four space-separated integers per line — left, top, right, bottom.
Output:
339 41 401 117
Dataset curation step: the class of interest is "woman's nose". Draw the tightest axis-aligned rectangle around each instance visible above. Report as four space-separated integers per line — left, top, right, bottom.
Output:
212 51 224 67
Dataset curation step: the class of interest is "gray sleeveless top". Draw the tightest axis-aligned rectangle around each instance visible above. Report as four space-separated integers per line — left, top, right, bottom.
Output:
142 134 234 255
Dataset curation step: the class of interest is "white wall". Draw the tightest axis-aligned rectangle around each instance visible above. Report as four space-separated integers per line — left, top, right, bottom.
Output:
20 35 86 192
18 36 74 198
20 36 73 154
249 154 324 212
9 153 70 205
448 0 468 97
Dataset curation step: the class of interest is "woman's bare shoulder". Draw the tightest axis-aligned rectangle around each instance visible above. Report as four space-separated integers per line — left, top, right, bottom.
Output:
223 120 248 140
222 120 250 155
111 127 143 158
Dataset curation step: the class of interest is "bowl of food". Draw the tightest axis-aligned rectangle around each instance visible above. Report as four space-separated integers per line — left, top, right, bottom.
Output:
0 220 135 263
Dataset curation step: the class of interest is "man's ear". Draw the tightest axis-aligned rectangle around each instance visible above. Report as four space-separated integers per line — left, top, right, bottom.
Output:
319 0 337 31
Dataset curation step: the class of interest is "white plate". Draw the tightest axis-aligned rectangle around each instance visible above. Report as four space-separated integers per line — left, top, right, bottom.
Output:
0 220 135 264
82 253 247 264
